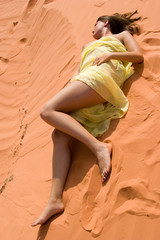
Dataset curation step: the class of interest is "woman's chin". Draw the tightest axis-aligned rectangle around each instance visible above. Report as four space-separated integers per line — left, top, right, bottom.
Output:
92 34 100 40
92 32 102 40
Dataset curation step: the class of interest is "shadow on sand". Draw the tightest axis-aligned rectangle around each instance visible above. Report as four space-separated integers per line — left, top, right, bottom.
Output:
36 212 63 240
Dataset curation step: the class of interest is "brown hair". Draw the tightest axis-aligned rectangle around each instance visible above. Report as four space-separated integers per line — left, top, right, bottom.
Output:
97 10 141 35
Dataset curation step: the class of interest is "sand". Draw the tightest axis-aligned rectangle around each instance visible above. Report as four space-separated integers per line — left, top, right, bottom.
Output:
0 0 160 239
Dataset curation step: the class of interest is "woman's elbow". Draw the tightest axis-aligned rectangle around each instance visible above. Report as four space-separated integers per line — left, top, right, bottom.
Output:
137 53 144 64
139 54 144 64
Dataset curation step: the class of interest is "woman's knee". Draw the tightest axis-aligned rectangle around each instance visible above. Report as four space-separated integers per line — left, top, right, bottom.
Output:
51 129 72 144
40 97 61 121
40 103 53 121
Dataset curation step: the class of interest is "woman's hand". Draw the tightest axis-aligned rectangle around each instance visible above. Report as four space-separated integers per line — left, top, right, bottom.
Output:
92 53 113 66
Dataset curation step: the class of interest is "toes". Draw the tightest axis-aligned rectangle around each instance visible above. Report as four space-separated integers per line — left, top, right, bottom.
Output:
31 218 43 227
31 221 38 227
31 221 39 227
101 168 111 183
102 176 107 183
101 172 107 182
104 171 109 176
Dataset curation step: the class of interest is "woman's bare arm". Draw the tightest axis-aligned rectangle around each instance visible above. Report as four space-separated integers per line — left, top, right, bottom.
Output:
111 31 144 63
93 31 144 66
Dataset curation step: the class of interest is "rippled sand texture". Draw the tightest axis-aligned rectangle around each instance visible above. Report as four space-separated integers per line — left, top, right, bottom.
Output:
0 0 160 239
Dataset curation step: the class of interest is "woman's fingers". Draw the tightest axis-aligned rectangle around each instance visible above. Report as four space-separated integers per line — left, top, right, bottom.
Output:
92 55 108 66
92 53 112 66
93 57 103 66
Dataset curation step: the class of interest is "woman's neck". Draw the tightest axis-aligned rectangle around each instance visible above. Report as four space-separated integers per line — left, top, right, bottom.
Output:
102 28 113 37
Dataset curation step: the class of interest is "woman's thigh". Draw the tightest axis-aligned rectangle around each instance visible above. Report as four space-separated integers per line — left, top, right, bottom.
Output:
43 80 106 113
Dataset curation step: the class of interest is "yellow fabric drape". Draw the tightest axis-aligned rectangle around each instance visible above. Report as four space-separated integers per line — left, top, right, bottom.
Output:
70 36 134 137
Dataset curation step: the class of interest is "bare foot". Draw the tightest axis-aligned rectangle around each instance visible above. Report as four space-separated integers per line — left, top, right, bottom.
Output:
31 199 64 227
96 141 112 183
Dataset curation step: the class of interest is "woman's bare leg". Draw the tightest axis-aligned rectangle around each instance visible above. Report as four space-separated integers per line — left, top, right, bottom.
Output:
31 130 73 226
40 81 112 182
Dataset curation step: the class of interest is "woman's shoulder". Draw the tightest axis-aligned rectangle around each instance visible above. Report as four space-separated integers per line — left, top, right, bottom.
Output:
113 31 133 44
82 31 133 49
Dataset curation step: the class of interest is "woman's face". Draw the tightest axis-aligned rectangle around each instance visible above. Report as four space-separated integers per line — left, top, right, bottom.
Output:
92 21 105 39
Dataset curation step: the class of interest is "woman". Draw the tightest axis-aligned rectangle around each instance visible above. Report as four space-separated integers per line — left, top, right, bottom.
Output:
31 11 143 226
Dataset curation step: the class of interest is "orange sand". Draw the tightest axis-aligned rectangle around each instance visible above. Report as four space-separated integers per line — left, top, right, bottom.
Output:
1 0 160 239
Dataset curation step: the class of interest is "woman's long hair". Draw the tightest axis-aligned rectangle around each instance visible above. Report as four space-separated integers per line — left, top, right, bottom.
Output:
97 10 141 35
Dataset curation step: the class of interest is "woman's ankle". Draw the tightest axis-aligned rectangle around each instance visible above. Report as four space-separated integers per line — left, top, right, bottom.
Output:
48 196 63 203
93 141 106 155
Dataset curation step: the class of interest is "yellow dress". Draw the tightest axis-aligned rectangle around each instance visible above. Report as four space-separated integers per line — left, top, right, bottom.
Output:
70 36 134 137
